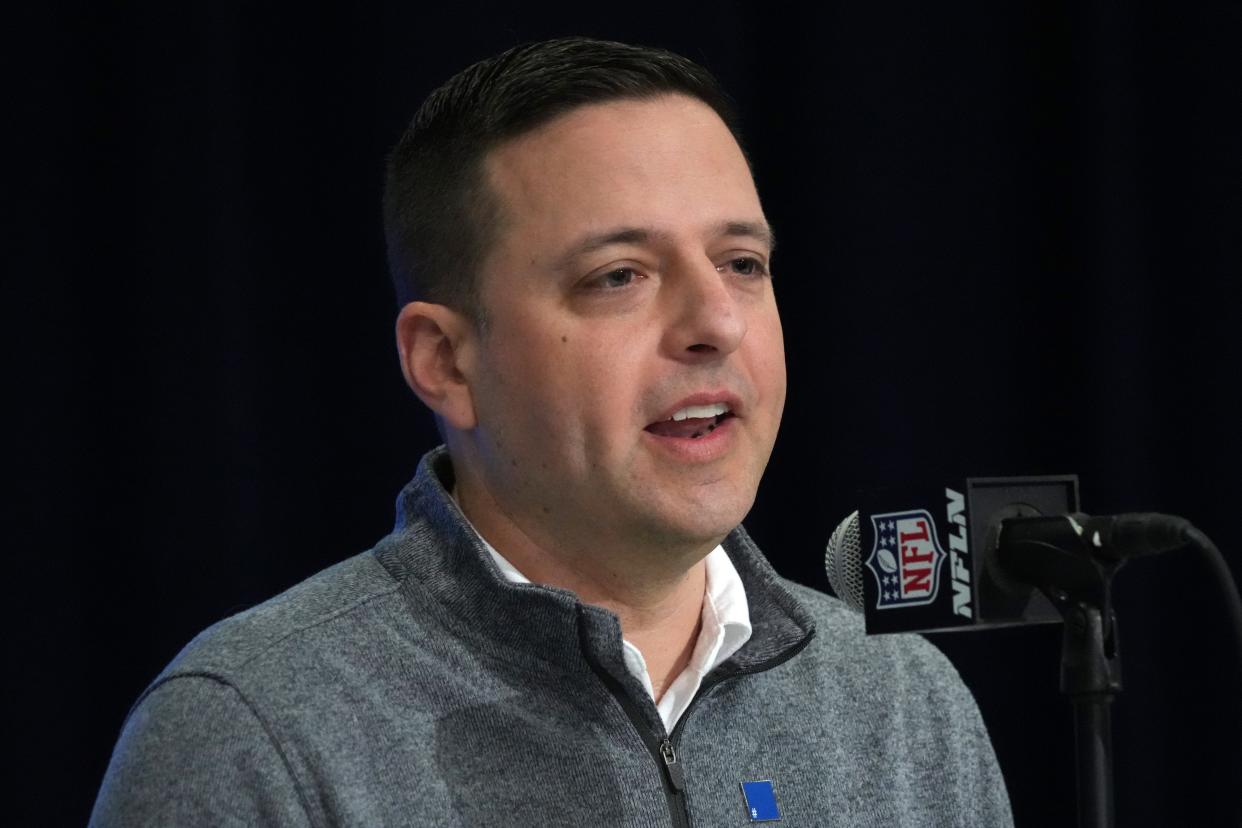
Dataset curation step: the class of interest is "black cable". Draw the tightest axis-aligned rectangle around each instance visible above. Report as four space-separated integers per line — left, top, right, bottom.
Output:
1182 528 1242 828
1184 525 1242 683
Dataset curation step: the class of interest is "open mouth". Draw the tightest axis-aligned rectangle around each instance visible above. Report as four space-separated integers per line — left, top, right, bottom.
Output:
644 403 737 440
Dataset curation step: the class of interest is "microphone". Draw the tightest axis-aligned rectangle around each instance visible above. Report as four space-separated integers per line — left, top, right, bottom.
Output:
824 471 1202 635
823 475 1197 635
824 475 1079 634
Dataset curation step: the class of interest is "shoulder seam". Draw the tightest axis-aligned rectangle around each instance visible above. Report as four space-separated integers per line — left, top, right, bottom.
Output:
227 579 405 672
171 574 405 679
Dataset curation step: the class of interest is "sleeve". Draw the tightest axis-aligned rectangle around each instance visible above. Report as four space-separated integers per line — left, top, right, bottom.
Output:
926 647 1015 828
956 682 1015 828
89 674 313 828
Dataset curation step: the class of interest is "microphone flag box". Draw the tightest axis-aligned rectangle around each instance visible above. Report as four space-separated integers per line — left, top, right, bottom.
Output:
856 475 1080 635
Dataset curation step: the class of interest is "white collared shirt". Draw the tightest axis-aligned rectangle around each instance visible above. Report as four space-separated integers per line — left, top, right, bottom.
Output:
481 538 752 733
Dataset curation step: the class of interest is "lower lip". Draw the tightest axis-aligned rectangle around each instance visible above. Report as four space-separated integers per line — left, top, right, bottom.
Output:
641 416 737 462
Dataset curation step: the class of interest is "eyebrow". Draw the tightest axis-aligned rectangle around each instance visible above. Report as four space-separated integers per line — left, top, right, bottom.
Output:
554 220 776 270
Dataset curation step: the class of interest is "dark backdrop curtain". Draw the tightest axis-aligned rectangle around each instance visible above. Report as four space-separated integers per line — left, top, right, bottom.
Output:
11 2 1240 825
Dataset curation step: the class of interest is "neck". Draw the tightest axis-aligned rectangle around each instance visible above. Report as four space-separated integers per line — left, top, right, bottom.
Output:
583 560 706 701
454 473 711 700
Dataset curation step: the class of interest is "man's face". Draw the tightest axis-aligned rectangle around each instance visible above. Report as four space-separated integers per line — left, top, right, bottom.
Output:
459 94 785 559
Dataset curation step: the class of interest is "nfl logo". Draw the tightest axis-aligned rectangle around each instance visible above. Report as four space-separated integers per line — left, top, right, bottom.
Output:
865 510 948 610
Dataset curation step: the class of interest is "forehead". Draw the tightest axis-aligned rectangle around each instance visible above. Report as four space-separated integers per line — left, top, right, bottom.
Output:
480 94 764 261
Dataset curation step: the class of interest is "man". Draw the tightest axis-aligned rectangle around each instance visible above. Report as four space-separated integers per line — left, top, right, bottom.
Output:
92 38 1012 826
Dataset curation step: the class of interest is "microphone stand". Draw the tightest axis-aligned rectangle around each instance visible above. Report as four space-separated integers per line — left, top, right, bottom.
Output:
999 520 1126 828
1057 599 1121 828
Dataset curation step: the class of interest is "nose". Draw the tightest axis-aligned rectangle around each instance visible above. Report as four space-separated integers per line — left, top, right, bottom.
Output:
663 256 747 360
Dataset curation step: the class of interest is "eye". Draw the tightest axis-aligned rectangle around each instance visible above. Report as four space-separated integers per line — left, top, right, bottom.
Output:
582 266 645 291
602 268 637 288
718 256 769 278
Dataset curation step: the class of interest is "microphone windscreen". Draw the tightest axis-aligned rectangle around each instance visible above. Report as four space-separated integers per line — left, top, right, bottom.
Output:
825 511 864 613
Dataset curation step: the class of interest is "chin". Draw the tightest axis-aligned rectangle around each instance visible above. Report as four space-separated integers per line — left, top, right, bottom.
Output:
653 490 756 548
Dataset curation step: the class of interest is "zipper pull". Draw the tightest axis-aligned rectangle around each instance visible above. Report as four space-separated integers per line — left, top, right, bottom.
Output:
660 739 686 791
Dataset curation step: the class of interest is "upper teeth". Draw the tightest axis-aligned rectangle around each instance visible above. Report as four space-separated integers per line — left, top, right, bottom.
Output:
669 403 730 421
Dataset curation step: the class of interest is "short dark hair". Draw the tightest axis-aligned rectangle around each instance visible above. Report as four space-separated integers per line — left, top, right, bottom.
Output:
382 37 745 323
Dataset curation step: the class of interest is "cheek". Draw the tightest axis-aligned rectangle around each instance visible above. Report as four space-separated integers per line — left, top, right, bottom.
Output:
769 336 788 403
482 310 655 454
486 334 622 445
750 314 787 404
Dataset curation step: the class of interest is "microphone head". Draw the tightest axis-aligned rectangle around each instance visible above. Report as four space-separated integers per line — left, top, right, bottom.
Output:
825 510 865 613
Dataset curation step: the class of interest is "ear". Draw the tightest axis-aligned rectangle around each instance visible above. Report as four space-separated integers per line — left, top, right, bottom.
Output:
395 301 479 431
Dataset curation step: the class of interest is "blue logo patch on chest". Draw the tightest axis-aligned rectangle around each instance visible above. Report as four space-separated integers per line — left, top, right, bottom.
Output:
740 780 781 822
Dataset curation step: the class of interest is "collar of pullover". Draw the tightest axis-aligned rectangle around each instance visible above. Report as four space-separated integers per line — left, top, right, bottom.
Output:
373 447 816 714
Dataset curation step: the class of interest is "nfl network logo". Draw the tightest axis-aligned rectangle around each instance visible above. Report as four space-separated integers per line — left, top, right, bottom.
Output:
866 510 947 610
